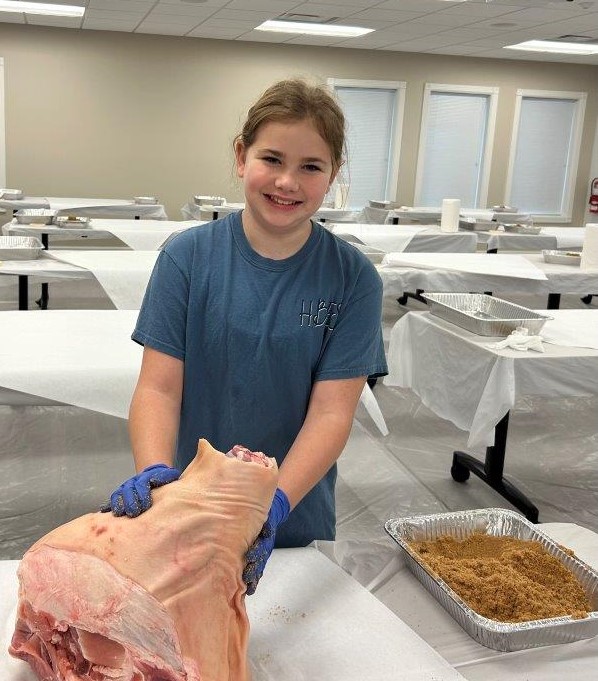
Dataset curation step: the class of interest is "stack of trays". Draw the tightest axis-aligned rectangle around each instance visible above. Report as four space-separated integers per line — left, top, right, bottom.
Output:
543 250 581 266
0 236 44 260
193 195 225 206
14 209 57 225
385 509 598 651
0 189 23 200
459 217 494 231
422 293 552 337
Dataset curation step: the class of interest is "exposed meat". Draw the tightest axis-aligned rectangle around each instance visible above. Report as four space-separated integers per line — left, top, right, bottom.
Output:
9 439 278 681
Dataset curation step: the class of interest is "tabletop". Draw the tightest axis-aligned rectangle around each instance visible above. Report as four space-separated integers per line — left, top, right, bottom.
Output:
319 522 598 681
0 547 465 681
378 251 598 299
384 309 598 449
0 250 158 309
329 223 478 254
0 196 168 220
2 218 200 250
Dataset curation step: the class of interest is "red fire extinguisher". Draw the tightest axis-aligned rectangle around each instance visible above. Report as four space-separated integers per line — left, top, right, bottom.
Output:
590 178 598 213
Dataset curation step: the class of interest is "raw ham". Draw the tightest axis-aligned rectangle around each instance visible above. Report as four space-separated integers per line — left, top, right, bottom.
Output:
8 439 278 681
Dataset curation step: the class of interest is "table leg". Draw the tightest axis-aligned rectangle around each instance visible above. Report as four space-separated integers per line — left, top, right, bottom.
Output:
18 275 29 310
36 233 50 309
450 411 540 523
397 289 427 306
547 293 561 309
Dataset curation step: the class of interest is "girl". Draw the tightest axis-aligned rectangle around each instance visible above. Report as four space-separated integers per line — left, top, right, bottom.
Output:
103 79 388 593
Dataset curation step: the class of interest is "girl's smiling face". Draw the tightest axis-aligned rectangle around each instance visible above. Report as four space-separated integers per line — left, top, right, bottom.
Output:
235 118 336 249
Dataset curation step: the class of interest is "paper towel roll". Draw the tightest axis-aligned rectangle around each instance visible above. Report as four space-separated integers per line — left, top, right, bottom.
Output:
440 198 461 232
581 223 598 270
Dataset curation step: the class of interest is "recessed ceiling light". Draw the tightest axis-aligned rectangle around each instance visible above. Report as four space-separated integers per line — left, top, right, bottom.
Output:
255 20 374 38
0 1 85 17
504 40 598 54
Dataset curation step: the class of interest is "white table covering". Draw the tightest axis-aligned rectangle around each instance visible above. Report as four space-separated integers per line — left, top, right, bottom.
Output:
384 310 598 448
0 547 465 681
0 310 141 417
2 219 197 250
542 310 598 349
181 201 244 221
320 522 598 681
68 219 199 250
181 202 362 224
0 310 387 435
329 223 478 253
377 253 598 299
0 196 168 219
484 227 585 252
47 251 158 309
382 252 548 279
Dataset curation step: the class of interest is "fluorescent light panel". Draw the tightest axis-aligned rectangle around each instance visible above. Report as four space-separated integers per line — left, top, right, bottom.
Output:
256 20 373 38
0 1 85 17
504 40 598 55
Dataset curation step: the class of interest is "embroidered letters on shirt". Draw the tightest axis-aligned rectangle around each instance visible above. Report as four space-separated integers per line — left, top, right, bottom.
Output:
300 299 341 331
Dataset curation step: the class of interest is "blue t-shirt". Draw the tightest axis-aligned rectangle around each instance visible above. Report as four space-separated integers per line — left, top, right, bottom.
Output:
132 211 387 547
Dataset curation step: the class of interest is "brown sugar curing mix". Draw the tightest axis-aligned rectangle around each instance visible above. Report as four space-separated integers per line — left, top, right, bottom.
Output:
409 533 593 623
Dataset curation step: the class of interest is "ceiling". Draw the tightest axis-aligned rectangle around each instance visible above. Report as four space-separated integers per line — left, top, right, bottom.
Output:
3 0 598 65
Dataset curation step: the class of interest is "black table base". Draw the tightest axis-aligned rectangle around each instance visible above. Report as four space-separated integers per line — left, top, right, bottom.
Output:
450 411 539 523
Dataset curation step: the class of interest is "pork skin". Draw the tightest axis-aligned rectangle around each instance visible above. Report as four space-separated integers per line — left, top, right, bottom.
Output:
9 439 278 681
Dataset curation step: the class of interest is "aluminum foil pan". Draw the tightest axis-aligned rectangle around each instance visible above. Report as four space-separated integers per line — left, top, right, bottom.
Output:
53 216 91 228
422 292 552 337
0 235 43 260
1 189 23 200
543 249 581 266
15 209 57 225
193 195 225 206
385 509 598 651
458 217 494 232
501 223 542 235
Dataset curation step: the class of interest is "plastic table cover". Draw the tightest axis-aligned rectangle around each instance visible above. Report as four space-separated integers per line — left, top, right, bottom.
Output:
384 310 598 448
0 196 168 220
0 547 467 681
377 253 598 298
2 219 200 250
328 223 477 254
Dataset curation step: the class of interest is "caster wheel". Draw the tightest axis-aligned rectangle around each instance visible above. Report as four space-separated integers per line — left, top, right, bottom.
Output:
451 464 470 483
397 295 407 306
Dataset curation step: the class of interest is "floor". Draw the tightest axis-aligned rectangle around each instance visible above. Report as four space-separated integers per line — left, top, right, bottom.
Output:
0 277 597 560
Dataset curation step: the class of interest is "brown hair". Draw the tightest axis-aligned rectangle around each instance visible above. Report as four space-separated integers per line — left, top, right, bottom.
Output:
235 79 346 176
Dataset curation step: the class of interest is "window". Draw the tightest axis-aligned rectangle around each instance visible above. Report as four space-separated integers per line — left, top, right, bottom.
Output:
0 57 5 188
506 89 586 222
415 84 498 209
328 79 405 209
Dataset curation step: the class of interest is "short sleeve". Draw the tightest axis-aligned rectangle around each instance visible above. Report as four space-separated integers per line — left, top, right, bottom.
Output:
314 263 387 381
131 250 190 361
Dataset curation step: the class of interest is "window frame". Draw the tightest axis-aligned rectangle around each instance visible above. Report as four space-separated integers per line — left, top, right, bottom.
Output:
0 57 6 188
505 88 587 223
327 78 406 203
414 83 498 209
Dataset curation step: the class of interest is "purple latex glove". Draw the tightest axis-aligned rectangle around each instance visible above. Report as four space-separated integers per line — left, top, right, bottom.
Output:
100 463 181 518
242 488 290 595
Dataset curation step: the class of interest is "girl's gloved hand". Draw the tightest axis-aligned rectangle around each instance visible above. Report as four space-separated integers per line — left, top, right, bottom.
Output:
99 464 181 518
242 488 290 595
